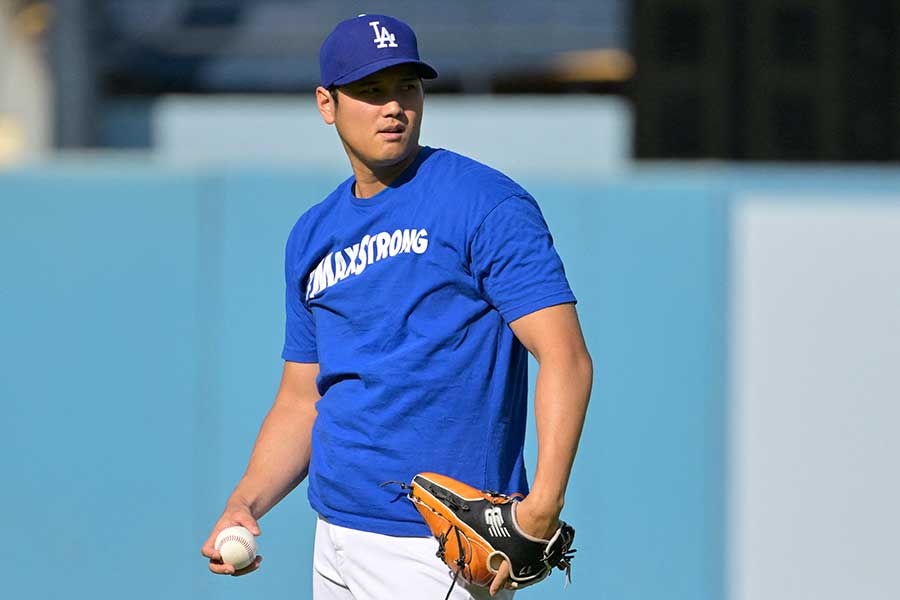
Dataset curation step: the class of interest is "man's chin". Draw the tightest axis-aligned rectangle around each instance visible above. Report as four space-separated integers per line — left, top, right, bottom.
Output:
371 145 419 168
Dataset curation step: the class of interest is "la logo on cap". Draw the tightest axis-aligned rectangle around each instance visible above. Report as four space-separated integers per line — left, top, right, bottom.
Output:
369 20 398 48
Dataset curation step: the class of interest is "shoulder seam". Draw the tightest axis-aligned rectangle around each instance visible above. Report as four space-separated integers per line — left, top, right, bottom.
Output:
471 193 531 241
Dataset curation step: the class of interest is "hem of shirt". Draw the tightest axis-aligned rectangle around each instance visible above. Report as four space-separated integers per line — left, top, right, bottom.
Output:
281 347 319 363
500 290 578 324
315 510 432 537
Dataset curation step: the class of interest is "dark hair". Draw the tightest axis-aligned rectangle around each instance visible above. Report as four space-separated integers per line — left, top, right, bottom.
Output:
327 86 339 105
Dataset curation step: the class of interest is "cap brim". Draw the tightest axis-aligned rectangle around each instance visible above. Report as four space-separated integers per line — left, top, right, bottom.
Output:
330 57 438 87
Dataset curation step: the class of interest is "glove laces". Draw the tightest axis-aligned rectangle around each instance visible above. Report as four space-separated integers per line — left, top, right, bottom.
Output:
436 525 467 600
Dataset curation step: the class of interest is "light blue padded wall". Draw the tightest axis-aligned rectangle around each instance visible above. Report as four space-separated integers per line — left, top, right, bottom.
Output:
526 178 727 600
1 165 726 600
1 167 203 598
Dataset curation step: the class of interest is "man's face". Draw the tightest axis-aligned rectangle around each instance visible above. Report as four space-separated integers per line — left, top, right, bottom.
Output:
320 64 424 170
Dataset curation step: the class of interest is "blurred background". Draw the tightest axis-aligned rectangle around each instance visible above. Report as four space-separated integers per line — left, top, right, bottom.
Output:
1 1 898 599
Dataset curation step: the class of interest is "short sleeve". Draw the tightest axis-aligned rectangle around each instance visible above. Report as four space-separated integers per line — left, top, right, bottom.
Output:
470 194 577 323
281 252 319 363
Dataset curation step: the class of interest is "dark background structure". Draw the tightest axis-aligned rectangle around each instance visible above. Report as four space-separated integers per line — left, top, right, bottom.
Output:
40 0 900 159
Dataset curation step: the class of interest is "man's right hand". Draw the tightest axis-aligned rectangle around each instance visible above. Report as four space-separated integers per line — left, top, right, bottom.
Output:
201 502 264 576
200 362 321 576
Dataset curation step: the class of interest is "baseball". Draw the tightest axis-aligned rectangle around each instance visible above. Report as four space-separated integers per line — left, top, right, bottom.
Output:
214 526 257 570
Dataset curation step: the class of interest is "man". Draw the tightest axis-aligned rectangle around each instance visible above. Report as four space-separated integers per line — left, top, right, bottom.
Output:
201 14 592 600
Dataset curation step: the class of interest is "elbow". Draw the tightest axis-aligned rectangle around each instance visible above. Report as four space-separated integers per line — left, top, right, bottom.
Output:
545 345 593 391
577 349 594 393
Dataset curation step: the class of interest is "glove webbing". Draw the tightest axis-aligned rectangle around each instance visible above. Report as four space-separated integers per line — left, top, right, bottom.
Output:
543 524 577 585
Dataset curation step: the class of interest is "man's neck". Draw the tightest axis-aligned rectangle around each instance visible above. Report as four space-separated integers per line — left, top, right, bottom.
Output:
349 146 422 199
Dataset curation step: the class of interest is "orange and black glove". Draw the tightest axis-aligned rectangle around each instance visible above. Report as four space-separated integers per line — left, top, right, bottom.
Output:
389 472 575 597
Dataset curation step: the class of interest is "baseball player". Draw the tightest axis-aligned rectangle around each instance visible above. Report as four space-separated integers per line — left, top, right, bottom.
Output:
201 14 592 600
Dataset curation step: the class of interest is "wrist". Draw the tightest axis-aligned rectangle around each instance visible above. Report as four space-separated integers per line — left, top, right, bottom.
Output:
226 492 255 514
524 489 565 516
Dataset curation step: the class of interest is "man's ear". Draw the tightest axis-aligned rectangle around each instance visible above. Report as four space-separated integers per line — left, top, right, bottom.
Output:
316 86 336 125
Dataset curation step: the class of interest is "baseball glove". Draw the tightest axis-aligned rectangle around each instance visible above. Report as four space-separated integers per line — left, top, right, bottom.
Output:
385 472 575 597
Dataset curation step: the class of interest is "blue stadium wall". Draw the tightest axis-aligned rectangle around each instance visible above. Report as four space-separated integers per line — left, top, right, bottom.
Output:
3 164 897 600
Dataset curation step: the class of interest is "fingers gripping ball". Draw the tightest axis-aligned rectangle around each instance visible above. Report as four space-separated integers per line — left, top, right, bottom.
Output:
215 526 257 570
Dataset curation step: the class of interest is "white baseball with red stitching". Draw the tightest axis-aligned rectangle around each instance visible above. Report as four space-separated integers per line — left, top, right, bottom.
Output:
215 526 257 570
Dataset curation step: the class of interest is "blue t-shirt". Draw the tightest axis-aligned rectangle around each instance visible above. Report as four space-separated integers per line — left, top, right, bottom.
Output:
282 147 576 536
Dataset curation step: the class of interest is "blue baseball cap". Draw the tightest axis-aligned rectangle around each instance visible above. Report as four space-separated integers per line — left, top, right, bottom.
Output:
319 14 438 88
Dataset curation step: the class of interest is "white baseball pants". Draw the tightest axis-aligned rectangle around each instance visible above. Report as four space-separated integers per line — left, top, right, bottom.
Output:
313 517 515 600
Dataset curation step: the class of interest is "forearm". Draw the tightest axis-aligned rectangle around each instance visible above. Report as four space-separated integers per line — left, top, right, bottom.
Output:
227 399 317 519
529 351 593 512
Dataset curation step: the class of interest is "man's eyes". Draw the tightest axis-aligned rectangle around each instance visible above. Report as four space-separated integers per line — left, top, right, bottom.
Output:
354 83 417 95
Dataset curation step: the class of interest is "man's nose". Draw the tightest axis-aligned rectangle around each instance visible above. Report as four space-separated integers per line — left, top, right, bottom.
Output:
382 98 403 117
